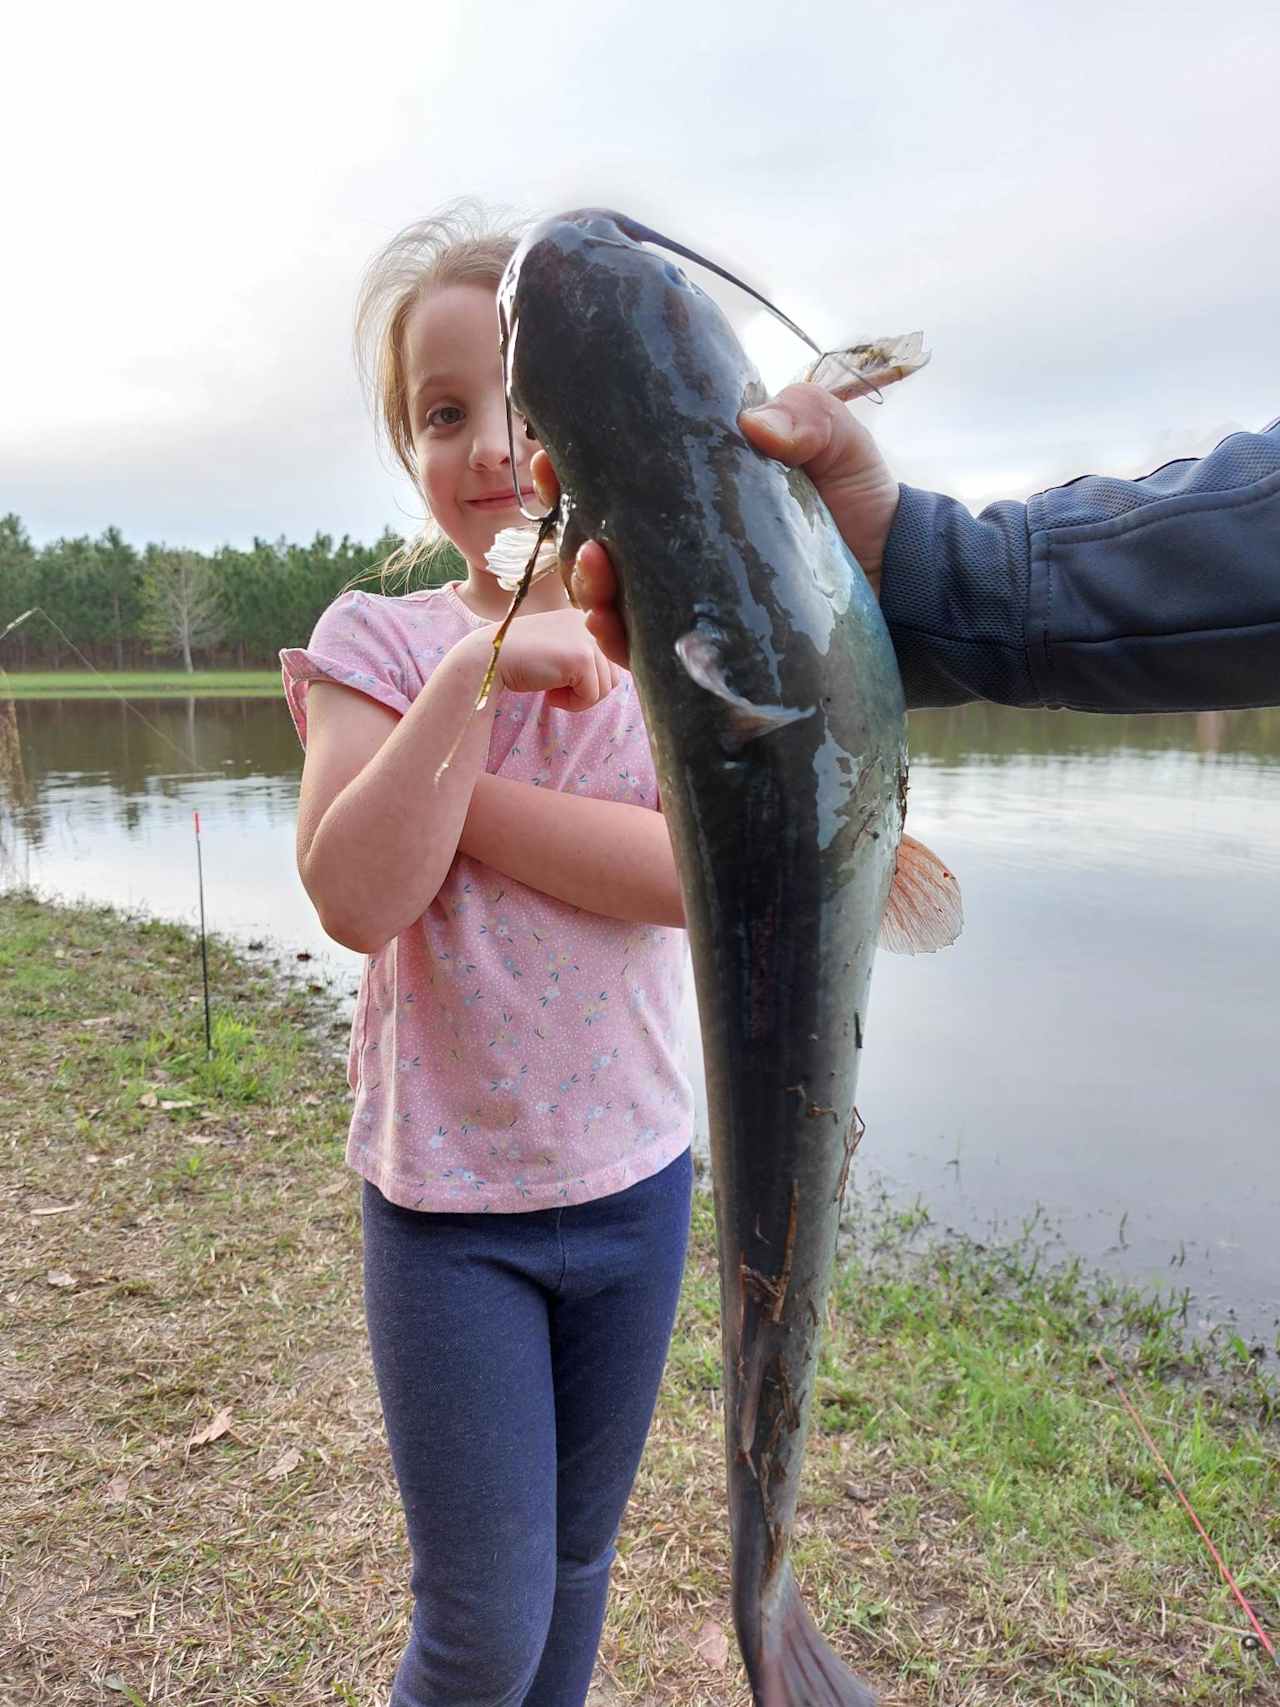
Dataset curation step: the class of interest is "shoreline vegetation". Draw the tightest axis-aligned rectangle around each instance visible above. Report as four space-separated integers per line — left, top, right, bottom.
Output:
3 892 1276 1705
1 670 286 699
0 513 463 676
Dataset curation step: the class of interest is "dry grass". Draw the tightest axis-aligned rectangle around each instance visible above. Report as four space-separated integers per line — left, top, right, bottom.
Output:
1 896 406 1704
2 892 1276 1706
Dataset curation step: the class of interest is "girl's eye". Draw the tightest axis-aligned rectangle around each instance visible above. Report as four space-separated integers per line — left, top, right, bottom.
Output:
426 404 463 430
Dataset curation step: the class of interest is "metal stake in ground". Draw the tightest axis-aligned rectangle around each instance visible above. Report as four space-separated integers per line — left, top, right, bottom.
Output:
193 810 213 1059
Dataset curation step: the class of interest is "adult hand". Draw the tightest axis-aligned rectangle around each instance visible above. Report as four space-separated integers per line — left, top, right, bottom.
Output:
529 382 900 671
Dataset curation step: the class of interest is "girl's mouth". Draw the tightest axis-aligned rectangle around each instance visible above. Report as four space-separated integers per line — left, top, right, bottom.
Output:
468 489 534 511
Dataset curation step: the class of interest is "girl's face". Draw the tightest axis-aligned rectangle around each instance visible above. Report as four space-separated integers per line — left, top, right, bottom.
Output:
402 283 536 572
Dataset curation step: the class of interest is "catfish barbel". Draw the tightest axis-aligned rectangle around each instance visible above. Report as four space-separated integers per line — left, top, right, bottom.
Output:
496 210 961 1707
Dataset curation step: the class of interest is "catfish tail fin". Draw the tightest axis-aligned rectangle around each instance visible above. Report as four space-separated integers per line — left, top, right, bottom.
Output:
754 1564 878 1706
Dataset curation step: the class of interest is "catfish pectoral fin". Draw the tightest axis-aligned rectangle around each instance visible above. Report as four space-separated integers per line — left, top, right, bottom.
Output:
878 831 963 955
755 1564 878 1706
675 628 815 750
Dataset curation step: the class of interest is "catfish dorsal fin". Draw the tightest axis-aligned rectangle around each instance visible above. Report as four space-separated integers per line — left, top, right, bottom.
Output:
878 833 962 955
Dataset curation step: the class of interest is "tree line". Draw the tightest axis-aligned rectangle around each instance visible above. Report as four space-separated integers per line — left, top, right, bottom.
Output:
0 515 466 671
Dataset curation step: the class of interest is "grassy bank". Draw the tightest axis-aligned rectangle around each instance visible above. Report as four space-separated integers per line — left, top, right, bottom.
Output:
1 670 282 699
3 892 1276 1705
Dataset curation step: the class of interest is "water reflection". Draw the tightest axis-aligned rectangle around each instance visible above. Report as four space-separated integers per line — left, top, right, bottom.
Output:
2 694 1277 1346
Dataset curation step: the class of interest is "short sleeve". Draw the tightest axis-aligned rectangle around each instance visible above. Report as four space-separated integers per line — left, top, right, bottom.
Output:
280 590 416 748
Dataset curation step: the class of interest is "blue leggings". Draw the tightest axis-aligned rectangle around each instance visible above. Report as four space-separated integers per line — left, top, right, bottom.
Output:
362 1148 693 1707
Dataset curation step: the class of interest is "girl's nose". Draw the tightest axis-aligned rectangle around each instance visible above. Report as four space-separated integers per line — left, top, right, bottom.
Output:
468 405 513 472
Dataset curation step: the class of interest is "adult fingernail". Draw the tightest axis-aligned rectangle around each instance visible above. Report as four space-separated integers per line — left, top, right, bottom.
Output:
570 547 588 603
742 404 794 439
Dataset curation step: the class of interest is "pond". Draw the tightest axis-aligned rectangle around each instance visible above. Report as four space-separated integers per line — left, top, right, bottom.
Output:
3 691 1277 1348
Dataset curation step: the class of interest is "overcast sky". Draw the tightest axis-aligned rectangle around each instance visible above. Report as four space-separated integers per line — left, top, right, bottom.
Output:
5 0 1277 551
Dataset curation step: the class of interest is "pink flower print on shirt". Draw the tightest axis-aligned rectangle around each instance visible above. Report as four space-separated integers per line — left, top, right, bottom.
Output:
450 881 473 919
437 946 478 980
544 944 579 979
488 1011 519 1052
627 982 651 1034
442 1167 488 1195
280 585 694 1214
590 1048 620 1080
488 1066 528 1094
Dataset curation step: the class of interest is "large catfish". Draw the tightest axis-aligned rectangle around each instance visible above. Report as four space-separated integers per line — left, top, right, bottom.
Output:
497 210 960 1707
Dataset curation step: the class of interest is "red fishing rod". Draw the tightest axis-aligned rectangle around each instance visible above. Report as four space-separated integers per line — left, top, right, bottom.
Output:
1095 1349 1276 1665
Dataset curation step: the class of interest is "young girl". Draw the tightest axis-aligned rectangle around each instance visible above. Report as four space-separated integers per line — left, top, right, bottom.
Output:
280 207 694 1707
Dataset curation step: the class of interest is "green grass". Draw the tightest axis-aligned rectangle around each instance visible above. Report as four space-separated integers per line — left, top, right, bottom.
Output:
627 1196 1279 1704
3 890 1277 1706
0 669 282 698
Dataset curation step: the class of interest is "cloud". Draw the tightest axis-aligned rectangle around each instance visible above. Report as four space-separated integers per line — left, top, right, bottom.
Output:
3 0 1276 548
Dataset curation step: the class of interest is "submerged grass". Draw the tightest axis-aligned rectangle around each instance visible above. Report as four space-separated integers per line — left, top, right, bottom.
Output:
2 891 1276 1705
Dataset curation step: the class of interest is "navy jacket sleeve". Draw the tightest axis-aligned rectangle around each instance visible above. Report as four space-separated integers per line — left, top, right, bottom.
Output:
879 418 1280 711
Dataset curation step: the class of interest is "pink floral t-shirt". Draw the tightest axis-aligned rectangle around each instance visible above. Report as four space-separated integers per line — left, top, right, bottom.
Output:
281 584 693 1213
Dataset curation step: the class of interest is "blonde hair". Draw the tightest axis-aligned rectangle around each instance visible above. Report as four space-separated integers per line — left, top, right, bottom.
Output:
354 200 522 586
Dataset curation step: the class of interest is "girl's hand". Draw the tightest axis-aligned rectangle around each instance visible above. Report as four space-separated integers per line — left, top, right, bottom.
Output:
530 383 900 672
479 608 621 711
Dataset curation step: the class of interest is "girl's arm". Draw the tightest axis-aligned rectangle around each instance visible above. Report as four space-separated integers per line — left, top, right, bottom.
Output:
296 633 497 953
296 610 621 953
459 775 685 928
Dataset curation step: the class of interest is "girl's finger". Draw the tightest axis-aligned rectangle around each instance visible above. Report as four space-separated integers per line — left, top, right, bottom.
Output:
590 645 611 706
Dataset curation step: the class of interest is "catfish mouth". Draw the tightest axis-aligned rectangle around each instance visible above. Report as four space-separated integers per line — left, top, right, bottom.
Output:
496 207 828 522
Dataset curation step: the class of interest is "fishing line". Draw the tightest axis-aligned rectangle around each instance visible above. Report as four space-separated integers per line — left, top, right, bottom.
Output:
497 210 893 524
2 605 224 1054
0 607 205 773
1095 1348 1277 1663
606 212 825 358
